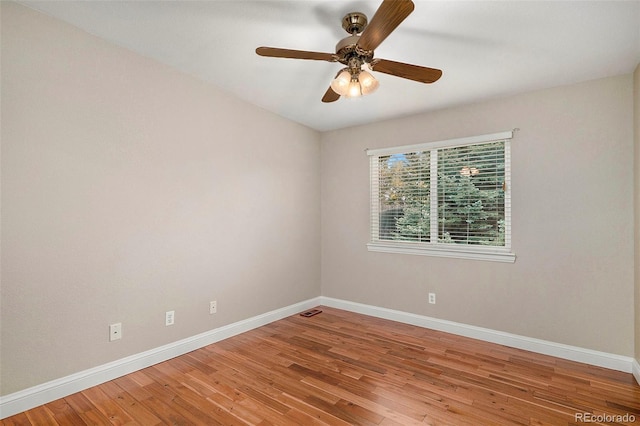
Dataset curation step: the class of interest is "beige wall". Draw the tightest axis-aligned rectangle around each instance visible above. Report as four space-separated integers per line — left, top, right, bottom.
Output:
2 0 638 400
321 75 635 356
635 63 640 364
0 2 321 395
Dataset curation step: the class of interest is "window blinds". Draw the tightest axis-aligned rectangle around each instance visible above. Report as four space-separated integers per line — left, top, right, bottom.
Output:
369 131 512 256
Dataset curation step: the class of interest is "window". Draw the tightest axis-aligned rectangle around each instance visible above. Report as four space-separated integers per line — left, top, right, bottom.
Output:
368 131 515 262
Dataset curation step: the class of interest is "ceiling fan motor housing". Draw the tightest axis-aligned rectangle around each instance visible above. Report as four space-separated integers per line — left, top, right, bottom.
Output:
336 12 374 67
335 35 374 67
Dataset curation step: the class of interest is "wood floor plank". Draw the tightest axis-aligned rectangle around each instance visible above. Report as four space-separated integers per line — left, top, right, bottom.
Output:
0 412 32 426
44 399 87 426
3 306 640 425
63 392 113 425
23 406 57 426
80 385 136 425
99 381 163 425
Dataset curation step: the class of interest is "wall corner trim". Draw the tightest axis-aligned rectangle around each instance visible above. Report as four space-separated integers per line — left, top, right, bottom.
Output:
319 297 635 374
633 359 640 386
0 297 322 420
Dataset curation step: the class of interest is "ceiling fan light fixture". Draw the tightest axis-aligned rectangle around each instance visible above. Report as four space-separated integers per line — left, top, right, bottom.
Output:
358 69 379 95
331 67 379 99
330 69 352 96
345 78 363 98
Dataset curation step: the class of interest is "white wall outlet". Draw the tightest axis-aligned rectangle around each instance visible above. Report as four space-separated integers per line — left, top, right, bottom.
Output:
428 293 436 304
209 300 217 314
165 310 175 326
109 323 122 341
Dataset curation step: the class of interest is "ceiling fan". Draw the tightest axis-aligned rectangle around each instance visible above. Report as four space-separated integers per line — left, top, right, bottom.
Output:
256 0 442 103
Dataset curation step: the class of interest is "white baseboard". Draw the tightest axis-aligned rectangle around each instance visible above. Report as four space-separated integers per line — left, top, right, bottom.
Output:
2 295 636 419
0 297 322 419
319 297 635 374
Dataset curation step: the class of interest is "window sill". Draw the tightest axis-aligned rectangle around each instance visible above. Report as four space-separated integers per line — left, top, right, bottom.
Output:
367 242 516 263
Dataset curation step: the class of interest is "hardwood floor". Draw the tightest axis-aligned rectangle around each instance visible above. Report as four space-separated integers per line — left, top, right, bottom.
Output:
2 306 640 425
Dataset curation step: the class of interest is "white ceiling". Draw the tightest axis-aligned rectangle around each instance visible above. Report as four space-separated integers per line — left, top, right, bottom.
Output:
20 1 640 132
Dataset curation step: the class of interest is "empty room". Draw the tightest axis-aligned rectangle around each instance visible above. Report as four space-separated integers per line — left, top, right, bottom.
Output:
1 0 640 424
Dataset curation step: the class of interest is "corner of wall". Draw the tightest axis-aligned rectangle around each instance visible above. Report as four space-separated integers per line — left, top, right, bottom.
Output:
634 62 640 382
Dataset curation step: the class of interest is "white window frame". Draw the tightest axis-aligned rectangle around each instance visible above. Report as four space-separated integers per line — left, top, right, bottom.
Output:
367 131 516 263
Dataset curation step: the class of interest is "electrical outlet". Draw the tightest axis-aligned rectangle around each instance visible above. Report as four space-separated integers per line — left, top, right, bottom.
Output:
209 300 217 314
165 310 175 326
428 293 436 304
109 323 122 341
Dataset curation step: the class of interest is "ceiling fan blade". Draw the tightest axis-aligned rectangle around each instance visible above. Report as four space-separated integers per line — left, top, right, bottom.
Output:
370 59 442 84
322 86 340 103
357 0 415 52
256 47 337 62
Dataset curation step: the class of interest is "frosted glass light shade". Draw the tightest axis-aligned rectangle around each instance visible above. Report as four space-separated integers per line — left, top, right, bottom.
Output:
345 79 362 98
330 70 352 96
358 70 379 95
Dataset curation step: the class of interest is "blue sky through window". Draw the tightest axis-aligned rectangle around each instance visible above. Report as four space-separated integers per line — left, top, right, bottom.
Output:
387 153 407 166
